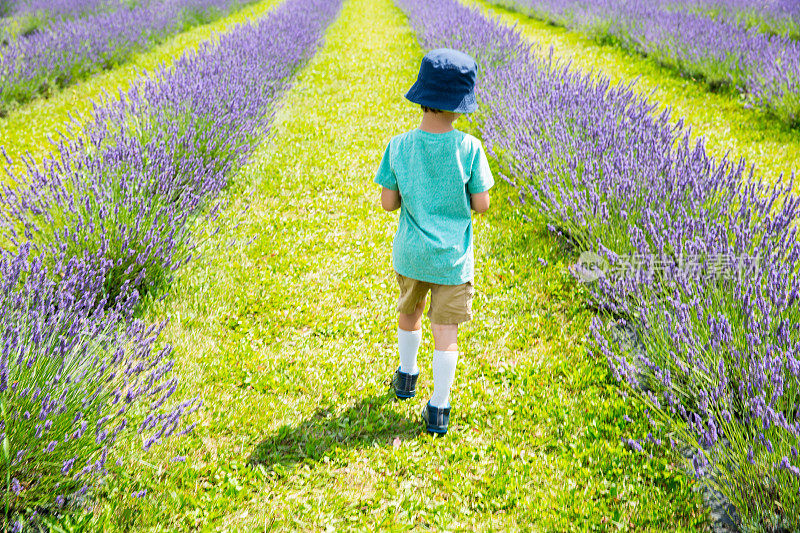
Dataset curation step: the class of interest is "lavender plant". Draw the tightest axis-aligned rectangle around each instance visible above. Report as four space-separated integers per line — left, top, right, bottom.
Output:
489 0 800 127
1 0 342 526
394 0 800 528
595 253 800 530
0 244 202 528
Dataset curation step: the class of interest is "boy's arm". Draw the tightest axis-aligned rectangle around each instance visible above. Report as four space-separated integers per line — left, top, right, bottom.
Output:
375 142 400 211
467 139 494 215
470 191 490 213
381 187 401 211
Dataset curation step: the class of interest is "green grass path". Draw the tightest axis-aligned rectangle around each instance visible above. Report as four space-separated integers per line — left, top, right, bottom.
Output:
90 0 709 529
469 0 800 185
0 0 281 172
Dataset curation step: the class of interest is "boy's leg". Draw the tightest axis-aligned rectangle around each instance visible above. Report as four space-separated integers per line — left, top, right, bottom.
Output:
397 297 425 374
430 323 459 408
431 323 458 352
426 280 473 409
398 297 425 331
395 273 430 376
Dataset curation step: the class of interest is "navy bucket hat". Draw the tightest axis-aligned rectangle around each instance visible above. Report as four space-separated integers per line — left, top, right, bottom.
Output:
405 48 478 114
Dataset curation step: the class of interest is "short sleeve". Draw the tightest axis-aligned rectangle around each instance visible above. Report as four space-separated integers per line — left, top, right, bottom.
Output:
374 142 398 191
467 141 494 194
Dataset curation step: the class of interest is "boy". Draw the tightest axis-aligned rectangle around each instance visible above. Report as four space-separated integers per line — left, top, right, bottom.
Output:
374 48 494 436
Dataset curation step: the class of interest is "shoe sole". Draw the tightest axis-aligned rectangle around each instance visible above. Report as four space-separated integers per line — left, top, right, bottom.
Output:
422 414 448 434
395 391 415 399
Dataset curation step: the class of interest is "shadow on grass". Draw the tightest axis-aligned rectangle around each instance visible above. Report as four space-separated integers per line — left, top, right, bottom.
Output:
247 393 421 469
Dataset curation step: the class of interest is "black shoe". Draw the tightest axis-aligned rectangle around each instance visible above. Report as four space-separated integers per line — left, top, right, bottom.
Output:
421 401 450 435
391 367 418 399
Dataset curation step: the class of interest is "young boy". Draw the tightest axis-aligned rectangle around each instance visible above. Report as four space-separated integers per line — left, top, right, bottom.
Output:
374 48 494 436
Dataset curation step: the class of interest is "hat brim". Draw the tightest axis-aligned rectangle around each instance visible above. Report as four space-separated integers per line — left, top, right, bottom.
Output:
405 81 478 114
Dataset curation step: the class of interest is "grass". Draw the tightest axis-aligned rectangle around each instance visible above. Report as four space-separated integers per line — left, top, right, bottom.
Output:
467 0 800 188
0 0 282 174
64 0 710 529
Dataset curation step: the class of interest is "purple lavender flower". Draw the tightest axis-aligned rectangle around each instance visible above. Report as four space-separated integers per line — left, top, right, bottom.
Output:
61 456 76 476
624 438 643 453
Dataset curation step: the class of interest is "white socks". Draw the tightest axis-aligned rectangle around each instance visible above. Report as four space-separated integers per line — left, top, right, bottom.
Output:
398 327 421 374
430 349 458 408
398 329 459 407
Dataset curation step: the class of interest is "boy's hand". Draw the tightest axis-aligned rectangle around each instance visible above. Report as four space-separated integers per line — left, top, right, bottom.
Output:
381 187 401 211
470 191 490 213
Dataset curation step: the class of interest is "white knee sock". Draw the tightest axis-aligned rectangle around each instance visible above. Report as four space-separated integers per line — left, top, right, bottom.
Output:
430 349 458 408
398 327 421 374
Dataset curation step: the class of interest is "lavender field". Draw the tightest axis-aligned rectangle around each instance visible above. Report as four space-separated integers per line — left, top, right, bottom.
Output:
0 0 264 114
680 0 800 38
489 0 800 127
0 0 799 530
0 0 111 37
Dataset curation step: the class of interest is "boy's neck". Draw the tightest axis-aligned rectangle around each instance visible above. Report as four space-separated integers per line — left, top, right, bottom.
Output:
419 111 459 134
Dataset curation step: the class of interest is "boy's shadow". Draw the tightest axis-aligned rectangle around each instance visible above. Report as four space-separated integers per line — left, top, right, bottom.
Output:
248 393 421 469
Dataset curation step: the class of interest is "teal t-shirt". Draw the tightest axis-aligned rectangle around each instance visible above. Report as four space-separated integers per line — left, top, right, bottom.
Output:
374 128 494 285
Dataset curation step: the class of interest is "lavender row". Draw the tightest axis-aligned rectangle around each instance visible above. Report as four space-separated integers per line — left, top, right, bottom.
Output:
0 0 112 39
394 0 800 528
0 0 341 527
489 0 800 127
676 0 800 39
0 0 258 114
1 0 115 25
0 0 119 44
3 0 113 18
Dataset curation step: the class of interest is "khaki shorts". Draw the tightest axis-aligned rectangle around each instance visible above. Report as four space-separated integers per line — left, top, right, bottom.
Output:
395 271 474 325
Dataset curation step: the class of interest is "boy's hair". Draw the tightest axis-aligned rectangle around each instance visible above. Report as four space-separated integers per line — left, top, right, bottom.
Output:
421 105 443 114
